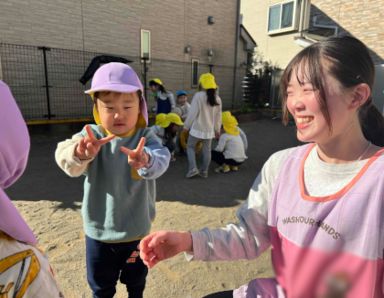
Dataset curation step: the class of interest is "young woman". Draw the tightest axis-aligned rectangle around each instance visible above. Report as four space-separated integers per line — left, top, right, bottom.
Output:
183 73 222 178
140 36 384 297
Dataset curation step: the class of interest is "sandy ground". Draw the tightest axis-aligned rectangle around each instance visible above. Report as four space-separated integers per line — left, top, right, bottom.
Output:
15 200 273 298
8 119 299 297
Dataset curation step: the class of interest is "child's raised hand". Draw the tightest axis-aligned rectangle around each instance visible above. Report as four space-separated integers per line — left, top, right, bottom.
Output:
75 125 115 160
120 137 149 169
139 231 192 268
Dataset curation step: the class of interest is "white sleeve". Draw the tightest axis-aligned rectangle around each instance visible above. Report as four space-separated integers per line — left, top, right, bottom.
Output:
0 238 63 297
239 128 248 152
214 134 228 152
184 94 199 130
168 92 176 109
190 148 294 261
55 134 94 177
214 96 222 134
28 246 63 297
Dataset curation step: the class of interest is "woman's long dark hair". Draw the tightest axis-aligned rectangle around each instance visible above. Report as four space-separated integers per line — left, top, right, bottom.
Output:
206 89 219 106
280 35 384 146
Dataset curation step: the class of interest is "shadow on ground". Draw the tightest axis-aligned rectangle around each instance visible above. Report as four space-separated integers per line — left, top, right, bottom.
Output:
6 118 300 209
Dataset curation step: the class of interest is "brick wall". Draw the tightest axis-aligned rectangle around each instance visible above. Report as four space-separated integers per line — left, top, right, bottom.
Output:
310 0 384 64
0 0 245 120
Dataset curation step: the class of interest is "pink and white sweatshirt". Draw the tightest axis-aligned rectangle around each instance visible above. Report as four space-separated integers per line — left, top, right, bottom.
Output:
191 144 384 297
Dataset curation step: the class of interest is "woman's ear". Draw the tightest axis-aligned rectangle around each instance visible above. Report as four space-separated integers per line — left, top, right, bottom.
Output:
350 83 371 109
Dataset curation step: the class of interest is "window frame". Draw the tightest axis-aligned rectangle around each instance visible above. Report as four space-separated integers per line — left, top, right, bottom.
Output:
140 29 151 62
267 0 298 35
191 58 199 88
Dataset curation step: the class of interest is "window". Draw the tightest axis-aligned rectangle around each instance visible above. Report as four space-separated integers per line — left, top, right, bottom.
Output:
268 1 298 34
191 59 199 87
140 29 151 61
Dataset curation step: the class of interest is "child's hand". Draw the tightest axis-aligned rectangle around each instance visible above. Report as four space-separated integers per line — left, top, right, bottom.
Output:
139 231 192 268
75 125 115 160
120 137 150 169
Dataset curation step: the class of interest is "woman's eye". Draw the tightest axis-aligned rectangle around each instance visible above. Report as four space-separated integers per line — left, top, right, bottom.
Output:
124 107 132 110
106 107 114 110
286 91 294 96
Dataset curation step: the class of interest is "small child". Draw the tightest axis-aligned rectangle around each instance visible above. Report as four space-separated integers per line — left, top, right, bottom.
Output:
173 90 191 121
149 78 175 114
55 63 170 298
150 112 184 161
0 81 62 297
212 111 248 173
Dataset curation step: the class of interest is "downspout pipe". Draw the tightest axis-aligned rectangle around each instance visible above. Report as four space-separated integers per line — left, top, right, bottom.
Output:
231 0 241 109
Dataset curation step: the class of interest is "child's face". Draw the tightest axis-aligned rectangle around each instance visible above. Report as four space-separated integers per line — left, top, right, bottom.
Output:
286 62 353 145
96 91 140 135
177 95 187 105
167 123 180 134
149 85 158 92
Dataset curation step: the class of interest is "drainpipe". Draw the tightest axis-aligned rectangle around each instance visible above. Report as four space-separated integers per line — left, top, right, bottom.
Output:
231 0 241 109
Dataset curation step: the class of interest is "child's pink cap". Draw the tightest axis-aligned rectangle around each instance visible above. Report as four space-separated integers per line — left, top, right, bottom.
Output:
85 62 148 125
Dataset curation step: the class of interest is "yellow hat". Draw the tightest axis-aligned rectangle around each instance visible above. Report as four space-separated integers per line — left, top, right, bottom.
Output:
198 73 217 89
222 111 239 135
155 113 184 128
167 112 184 126
155 113 168 127
150 78 163 86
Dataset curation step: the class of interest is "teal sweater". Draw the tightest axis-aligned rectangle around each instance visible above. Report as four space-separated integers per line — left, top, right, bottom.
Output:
57 125 170 242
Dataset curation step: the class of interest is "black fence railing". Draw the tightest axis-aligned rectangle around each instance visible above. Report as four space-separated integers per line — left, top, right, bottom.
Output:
0 43 244 123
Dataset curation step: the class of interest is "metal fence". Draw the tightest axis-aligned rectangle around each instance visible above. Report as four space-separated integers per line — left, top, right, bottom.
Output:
0 43 245 123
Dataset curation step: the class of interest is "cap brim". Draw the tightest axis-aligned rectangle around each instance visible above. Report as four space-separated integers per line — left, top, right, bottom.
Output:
85 83 141 94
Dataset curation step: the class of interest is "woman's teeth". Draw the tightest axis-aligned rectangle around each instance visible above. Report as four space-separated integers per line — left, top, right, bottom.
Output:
296 117 313 124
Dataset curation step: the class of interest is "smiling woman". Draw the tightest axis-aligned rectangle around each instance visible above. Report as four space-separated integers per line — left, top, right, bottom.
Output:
139 36 384 298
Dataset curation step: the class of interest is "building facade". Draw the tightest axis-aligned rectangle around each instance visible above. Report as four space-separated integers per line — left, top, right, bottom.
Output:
0 0 252 121
241 0 384 110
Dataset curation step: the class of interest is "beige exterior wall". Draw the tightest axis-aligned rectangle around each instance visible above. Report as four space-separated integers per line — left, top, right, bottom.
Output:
241 0 384 68
241 0 304 69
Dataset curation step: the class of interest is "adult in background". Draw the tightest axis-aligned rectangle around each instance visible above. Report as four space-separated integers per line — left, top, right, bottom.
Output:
183 73 222 178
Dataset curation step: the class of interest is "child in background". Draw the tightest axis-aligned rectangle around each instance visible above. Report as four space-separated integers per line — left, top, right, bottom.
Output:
55 63 170 298
173 90 191 121
149 78 175 114
212 111 248 173
0 81 62 297
151 113 184 161
139 36 384 297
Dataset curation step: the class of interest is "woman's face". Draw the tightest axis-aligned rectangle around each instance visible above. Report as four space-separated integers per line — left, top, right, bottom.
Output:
286 63 355 145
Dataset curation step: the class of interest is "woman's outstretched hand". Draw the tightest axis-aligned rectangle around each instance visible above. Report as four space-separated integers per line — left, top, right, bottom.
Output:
139 231 193 268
